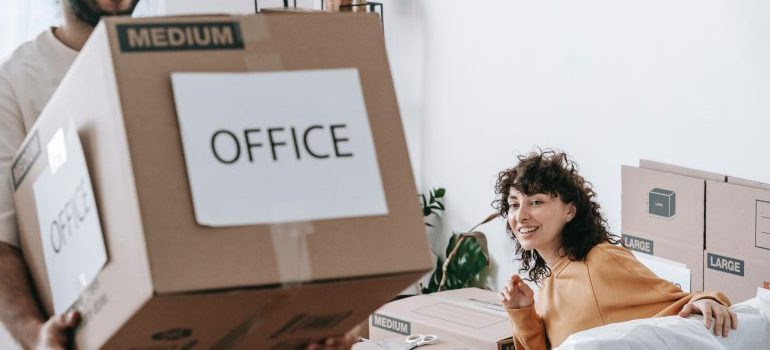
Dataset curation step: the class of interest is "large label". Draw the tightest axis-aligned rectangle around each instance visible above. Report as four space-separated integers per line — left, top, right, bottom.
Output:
32 123 108 315
706 253 744 277
371 313 411 336
117 22 243 52
171 69 388 226
622 234 654 254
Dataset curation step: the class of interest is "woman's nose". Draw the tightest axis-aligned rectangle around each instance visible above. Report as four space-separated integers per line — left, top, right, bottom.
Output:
516 206 530 221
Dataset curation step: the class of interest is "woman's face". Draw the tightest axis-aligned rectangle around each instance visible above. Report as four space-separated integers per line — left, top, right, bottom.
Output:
506 188 575 253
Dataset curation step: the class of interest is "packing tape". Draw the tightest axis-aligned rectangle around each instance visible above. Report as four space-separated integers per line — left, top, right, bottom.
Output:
241 15 285 71
242 15 271 42
269 222 315 285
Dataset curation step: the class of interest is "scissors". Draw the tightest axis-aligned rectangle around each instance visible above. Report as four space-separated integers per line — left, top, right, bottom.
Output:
404 334 439 349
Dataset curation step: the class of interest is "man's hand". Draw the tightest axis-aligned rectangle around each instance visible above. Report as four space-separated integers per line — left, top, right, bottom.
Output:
33 311 80 350
498 275 535 309
678 298 738 337
35 311 80 350
305 324 361 350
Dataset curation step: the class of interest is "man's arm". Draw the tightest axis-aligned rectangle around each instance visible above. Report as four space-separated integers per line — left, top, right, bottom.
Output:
0 242 45 348
0 242 80 350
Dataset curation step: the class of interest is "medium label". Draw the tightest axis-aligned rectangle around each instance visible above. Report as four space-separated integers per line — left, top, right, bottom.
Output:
371 313 411 336
622 234 654 254
117 22 243 52
707 253 744 277
11 131 40 190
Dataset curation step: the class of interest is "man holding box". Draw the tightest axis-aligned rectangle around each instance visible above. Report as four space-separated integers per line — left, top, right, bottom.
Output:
0 1 358 349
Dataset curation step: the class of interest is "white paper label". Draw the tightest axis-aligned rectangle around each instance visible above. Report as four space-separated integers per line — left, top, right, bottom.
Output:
33 122 108 315
633 251 691 292
171 69 388 226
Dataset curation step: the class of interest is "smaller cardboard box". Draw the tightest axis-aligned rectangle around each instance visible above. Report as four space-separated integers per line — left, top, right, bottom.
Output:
621 161 724 249
704 248 770 303
368 288 514 350
706 178 770 261
622 234 703 292
132 0 256 17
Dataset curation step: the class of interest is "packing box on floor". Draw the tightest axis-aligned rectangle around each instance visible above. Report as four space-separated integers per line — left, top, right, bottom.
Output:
11 13 432 349
621 161 725 291
703 248 770 303
368 288 514 350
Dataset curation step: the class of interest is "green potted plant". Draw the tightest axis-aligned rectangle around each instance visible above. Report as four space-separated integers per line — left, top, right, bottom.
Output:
419 188 497 293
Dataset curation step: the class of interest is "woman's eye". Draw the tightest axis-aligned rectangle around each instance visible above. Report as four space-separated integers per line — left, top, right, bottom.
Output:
509 203 519 209
531 200 543 205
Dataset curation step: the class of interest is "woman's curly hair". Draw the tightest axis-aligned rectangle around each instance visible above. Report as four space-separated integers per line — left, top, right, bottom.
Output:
492 149 619 283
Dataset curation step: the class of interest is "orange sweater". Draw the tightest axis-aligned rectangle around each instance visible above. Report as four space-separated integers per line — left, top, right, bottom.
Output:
506 243 730 350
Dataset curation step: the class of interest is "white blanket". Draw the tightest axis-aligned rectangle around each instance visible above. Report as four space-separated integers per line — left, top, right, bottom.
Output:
556 290 770 350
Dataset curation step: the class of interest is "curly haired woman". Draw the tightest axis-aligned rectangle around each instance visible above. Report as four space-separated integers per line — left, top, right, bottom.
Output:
494 150 737 350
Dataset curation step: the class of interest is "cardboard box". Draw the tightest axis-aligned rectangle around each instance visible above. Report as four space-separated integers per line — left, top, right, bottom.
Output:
368 288 514 350
132 0 256 17
621 161 727 292
704 248 770 303
622 162 725 247
707 179 770 261
11 13 431 349
622 234 702 292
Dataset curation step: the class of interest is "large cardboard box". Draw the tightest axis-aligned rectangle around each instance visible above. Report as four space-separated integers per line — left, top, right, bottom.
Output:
706 179 770 261
621 161 725 292
11 13 432 349
368 288 514 350
704 248 770 303
622 161 725 247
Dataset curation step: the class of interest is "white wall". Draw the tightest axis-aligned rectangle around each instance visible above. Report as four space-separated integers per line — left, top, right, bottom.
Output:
0 0 61 58
383 0 770 292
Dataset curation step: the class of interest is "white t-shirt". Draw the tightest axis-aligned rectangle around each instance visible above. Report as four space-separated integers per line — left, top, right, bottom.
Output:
0 28 78 247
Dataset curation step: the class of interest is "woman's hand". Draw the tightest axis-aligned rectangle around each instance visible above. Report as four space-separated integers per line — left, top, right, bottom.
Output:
678 298 738 337
498 275 535 309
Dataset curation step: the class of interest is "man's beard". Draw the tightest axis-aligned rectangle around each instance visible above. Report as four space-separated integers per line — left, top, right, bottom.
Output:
68 0 139 27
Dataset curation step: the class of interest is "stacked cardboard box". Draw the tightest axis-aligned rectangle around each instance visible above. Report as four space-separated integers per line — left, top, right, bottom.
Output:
621 160 725 292
623 160 770 301
11 13 432 349
704 177 770 301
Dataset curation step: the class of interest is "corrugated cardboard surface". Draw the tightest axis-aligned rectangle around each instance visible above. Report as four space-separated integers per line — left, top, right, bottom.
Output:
12 20 152 342
706 180 770 261
12 13 432 349
621 165 707 247
704 248 770 303
105 13 431 294
101 272 422 350
369 288 514 350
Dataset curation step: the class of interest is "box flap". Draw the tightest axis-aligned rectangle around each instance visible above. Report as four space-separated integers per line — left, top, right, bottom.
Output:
639 159 725 182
